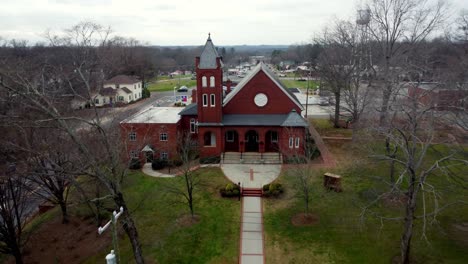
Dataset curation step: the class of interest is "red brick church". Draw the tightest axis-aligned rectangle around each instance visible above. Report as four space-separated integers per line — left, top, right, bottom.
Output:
121 35 309 163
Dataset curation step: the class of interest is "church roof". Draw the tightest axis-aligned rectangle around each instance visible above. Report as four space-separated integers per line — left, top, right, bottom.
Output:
281 110 309 127
198 35 223 69
178 103 198 115
223 62 303 110
222 112 308 127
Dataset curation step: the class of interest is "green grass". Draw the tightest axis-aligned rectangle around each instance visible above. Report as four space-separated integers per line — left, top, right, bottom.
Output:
15 168 239 264
281 79 320 90
310 119 354 138
147 79 196 92
263 143 468 263
82 167 240 264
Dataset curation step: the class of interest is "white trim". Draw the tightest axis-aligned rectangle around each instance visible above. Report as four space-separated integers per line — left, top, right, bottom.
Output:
129 132 136 141
295 137 300 148
202 94 208 107
222 62 304 110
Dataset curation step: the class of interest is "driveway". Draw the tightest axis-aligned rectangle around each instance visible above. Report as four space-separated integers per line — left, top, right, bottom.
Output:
221 164 281 188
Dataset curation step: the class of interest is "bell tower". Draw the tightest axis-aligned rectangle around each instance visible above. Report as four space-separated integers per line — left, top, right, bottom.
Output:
195 34 223 124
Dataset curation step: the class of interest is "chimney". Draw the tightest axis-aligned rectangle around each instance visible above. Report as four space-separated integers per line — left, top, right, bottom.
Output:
226 79 232 94
191 89 197 103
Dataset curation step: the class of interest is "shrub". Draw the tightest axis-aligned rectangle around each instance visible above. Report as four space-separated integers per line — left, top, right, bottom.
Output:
170 159 183 167
142 87 150 98
284 155 308 164
220 183 241 197
129 158 141 170
200 156 220 164
263 183 284 198
151 159 168 170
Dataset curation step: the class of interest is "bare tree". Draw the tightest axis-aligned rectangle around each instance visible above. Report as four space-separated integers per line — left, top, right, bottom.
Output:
28 148 73 224
165 132 200 218
363 84 468 263
0 172 28 264
316 19 358 128
287 159 314 215
0 22 146 263
368 0 447 126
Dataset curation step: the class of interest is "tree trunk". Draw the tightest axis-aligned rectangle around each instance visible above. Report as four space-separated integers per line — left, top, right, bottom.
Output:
114 193 145 264
59 200 69 224
13 245 23 264
400 174 418 264
379 87 392 126
334 91 341 128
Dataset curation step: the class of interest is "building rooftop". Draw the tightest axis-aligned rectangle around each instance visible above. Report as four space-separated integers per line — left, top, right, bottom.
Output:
178 103 198 115
198 34 223 69
221 111 308 127
104 75 140 84
121 107 181 124
223 62 303 110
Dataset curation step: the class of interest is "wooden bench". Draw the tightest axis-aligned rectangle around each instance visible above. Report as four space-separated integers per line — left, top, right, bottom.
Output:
324 172 342 192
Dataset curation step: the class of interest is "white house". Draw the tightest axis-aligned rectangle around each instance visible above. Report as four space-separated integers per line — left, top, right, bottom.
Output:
93 75 143 106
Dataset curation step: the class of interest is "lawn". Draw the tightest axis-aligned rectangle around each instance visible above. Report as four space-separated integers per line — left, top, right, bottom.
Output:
147 79 196 92
86 167 240 264
281 79 320 90
263 138 468 263
310 118 354 138
8 167 240 264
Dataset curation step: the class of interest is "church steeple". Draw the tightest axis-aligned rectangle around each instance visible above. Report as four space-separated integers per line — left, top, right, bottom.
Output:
195 35 223 124
198 33 223 70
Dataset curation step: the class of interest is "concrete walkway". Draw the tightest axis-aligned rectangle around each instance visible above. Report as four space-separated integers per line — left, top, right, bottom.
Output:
240 196 264 264
141 163 175 178
221 164 281 188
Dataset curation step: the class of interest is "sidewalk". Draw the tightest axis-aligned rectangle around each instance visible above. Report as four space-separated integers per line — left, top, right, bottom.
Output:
240 196 265 264
308 124 337 167
141 163 175 178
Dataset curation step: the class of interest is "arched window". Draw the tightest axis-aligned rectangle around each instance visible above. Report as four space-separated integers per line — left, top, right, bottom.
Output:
202 76 207 87
210 76 215 87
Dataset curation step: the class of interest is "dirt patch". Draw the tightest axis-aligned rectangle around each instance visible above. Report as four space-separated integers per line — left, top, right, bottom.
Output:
291 213 319 226
450 222 468 249
8 216 112 264
176 214 200 227
382 192 408 208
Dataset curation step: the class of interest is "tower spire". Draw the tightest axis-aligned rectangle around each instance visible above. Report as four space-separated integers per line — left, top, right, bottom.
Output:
208 32 211 41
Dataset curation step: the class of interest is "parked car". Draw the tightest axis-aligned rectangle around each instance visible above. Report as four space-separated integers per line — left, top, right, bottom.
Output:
319 97 330 106
278 73 287 77
177 86 188 92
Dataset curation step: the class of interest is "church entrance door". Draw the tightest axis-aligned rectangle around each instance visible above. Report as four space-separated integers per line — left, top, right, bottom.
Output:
245 130 259 152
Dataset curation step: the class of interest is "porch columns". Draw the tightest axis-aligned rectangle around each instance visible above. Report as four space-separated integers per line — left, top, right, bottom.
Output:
259 131 265 153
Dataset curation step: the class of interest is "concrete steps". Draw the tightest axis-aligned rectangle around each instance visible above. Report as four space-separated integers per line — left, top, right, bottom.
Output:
242 188 263 197
222 152 282 164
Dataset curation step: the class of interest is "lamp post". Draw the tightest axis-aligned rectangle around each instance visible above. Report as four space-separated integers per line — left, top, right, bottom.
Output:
174 86 177 103
98 207 124 264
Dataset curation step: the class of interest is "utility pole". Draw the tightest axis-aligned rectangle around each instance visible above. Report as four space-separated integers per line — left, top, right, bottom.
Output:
98 207 124 264
305 67 311 118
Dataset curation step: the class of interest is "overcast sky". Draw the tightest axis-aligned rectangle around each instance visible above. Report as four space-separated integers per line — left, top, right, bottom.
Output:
1 0 467 46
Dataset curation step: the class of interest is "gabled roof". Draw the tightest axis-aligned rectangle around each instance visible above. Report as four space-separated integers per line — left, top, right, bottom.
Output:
198 35 223 69
223 62 304 110
121 87 132 94
99 87 117 96
178 103 198 116
104 75 140 84
281 110 308 127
